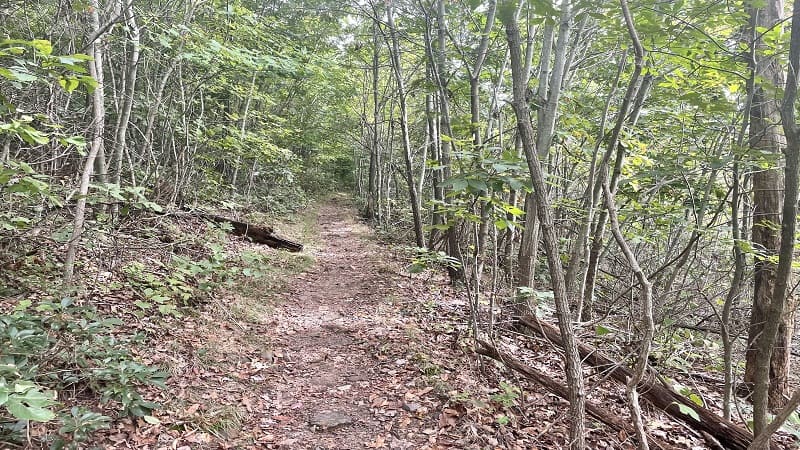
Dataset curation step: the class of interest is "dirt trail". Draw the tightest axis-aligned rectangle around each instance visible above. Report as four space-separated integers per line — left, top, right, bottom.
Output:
256 199 443 449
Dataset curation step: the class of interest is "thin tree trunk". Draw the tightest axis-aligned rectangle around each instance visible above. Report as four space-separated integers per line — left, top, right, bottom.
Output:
63 0 107 282
566 48 625 319
516 21 553 287
90 1 107 183
601 3 653 447
721 57 755 421
110 1 139 187
582 57 652 322
466 0 497 281
230 70 258 194
436 0 464 276
367 21 381 221
139 62 177 187
504 10 586 448
383 1 425 248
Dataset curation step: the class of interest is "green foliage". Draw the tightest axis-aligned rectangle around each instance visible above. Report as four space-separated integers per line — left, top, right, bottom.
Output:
0 379 56 422
515 287 554 318
0 160 63 232
406 247 462 274
673 402 701 422
123 237 279 317
0 39 95 99
52 407 112 449
88 184 163 213
490 381 520 408
0 298 165 445
595 324 614 337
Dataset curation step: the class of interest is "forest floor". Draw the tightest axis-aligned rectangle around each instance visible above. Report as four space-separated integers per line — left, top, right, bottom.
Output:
78 196 798 450
87 196 509 449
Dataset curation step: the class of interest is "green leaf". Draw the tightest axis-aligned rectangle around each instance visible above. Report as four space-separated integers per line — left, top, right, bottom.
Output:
4 382 56 422
502 204 525 217
467 179 488 192
446 177 468 192
675 403 700 421
6 398 55 421
30 40 52 55
59 77 80 93
57 54 93 64
595 325 612 336
134 300 152 310
2 67 37 82
142 415 161 424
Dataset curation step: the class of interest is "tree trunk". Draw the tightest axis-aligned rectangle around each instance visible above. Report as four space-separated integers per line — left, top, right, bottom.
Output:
600 4 653 448
63 0 108 283
366 20 381 221
516 21 553 287
383 2 425 248
504 9 586 449
230 71 258 194
90 1 108 183
581 65 652 322
749 0 800 442
744 0 795 421
110 1 139 187
435 0 465 278
516 192 539 287
466 0 497 281
566 49 626 318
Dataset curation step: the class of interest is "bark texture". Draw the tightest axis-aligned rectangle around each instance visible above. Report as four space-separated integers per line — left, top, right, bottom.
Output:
744 0 795 415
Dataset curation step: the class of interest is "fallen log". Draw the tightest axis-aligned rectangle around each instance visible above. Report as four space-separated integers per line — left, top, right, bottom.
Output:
475 340 679 450
517 316 774 450
160 208 303 252
196 212 304 252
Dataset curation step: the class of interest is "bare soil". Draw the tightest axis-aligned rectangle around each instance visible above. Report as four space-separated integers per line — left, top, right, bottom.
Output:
91 198 478 449
252 199 449 449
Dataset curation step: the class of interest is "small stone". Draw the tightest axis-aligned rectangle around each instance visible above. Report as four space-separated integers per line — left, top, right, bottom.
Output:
402 402 421 413
309 411 353 430
278 438 298 448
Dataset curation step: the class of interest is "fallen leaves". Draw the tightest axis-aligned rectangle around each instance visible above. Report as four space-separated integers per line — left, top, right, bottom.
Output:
61 203 742 450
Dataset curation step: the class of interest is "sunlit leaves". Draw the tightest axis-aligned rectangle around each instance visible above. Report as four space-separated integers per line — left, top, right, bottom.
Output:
0 39 94 95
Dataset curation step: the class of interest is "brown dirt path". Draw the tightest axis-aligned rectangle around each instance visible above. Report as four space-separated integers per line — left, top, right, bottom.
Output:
88 198 482 450
255 199 447 449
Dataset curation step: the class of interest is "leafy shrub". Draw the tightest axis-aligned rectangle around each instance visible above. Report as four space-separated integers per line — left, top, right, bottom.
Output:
406 247 462 274
0 298 165 446
122 239 272 317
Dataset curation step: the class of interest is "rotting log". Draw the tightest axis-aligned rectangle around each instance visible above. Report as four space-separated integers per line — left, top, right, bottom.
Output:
197 212 303 252
517 316 773 450
475 340 679 450
161 208 303 252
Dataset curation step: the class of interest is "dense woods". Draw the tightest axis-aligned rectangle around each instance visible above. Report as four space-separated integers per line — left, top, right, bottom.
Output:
2 0 800 448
